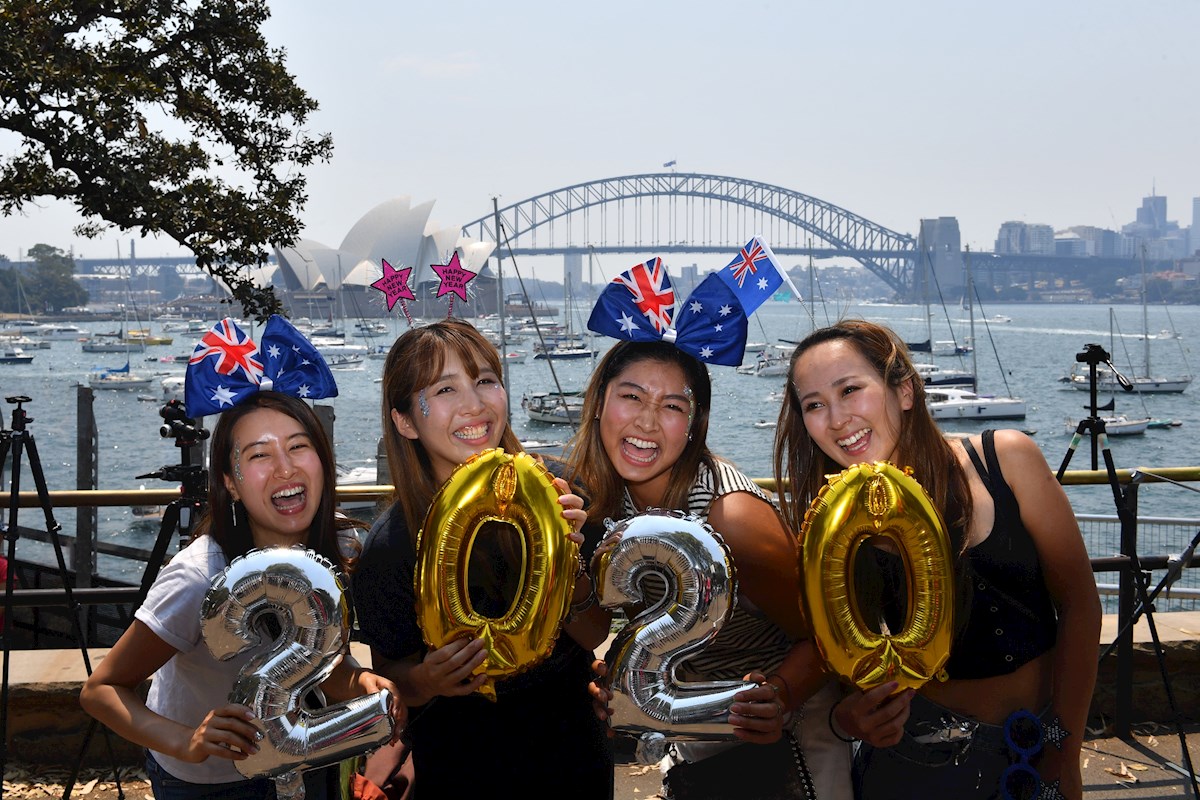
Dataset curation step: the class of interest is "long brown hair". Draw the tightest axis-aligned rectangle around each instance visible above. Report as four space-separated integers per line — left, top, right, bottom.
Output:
194 392 345 569
566 341 717 521
772 319 972 552
380 318 521 538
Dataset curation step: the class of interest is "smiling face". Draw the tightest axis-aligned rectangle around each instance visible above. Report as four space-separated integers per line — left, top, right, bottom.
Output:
599 358 693 509
792 338 914 468
392 350 508 484
223 407 326 549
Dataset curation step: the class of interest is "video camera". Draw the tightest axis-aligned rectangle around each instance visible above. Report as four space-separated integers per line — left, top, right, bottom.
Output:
1075 343 1111 366
158 400 209 447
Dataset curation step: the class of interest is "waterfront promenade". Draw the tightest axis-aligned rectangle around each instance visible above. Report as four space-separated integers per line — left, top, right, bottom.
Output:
4 612 1199 798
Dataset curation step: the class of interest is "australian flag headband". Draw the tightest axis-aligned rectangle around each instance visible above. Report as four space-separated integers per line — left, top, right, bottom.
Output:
587 237 796 367
184 315 338 418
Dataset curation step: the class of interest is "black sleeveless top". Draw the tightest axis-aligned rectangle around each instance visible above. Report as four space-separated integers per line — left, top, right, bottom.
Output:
945 430 1058 679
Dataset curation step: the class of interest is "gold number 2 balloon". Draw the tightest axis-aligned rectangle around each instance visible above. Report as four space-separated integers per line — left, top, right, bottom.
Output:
415 448 578 700
799 461 954 692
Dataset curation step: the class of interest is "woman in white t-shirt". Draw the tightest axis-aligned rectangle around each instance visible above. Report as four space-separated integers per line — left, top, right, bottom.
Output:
81 392 405 800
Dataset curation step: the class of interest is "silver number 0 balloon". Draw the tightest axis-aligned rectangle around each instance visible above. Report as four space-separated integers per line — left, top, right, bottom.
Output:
201 546 394 800
596 510 755 740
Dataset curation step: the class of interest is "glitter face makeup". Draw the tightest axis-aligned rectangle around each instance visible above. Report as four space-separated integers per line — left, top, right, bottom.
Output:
232 444 244 483
418 388 431 417
683 385 695 435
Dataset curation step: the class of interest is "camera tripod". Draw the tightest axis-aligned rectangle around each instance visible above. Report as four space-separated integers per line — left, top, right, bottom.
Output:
1 396 124 793
1058 345 1198 798
64 400 211 799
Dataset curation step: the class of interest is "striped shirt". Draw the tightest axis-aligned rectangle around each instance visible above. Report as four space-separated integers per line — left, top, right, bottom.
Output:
621 459 795 682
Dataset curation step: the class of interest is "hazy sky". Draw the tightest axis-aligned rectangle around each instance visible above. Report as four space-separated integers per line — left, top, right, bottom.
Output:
2 0 1198 282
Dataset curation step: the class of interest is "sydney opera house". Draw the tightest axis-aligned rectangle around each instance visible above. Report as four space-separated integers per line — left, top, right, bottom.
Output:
268 197 498 318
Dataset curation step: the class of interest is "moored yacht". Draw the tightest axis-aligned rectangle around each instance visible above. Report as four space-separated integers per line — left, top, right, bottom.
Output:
926 387 1027 420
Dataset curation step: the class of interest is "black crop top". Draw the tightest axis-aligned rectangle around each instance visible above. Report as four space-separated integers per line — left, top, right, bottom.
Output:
944 429 1058 679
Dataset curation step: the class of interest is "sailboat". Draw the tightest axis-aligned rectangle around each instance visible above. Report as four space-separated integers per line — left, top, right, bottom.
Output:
523 251 597 426
926 248 1026 421
905 247 971 357
1068 304 1191 394
88 360 154 390
531 268 597 360
1064 397 1150 436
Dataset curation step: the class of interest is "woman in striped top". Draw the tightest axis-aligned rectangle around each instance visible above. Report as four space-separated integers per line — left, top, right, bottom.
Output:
569 340 851 800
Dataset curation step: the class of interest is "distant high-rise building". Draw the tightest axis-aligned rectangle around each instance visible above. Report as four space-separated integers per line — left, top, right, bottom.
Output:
1191 197 1200 256
1026 224 1055 255
995 221 1025 254
918 217 963 295
564 251 583 297
1064 226 1119 257
678 263 699 296
993 221 1054 255
1136 194 1168 231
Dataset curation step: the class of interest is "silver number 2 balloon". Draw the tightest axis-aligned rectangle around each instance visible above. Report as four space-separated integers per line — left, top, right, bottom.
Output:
597 510 756 740
201 546 394 800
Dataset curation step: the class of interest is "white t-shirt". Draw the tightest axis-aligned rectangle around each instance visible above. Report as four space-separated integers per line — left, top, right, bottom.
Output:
136 535 255 784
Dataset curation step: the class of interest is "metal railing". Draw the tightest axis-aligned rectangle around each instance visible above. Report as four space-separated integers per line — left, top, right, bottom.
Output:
5 473 1199 738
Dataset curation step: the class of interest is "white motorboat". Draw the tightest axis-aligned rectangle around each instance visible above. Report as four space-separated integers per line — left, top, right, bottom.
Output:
31 324 89 340
0 347 34 364
532 346 597 360
736 345 791 377
914 362 975 387
161 376 186 403
328 353 365 369
522 391 585 425
926 387 1027 420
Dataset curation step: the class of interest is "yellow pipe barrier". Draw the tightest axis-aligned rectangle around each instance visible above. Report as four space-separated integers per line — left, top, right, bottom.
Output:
8 467 1200 509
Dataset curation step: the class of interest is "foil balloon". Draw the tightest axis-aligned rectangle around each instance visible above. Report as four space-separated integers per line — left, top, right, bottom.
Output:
596 510 756 740
415 448 578 701
202 546 394 800
799 461 954 692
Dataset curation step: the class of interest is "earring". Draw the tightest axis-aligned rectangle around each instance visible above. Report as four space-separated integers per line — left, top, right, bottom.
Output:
230 500 238 528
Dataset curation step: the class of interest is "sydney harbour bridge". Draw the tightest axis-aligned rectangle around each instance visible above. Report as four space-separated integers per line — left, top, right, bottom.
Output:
459 172 1140 299
74 172 1142 301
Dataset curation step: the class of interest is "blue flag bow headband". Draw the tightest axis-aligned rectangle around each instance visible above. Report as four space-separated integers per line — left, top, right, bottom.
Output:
587 256 749 366
184 315 338 417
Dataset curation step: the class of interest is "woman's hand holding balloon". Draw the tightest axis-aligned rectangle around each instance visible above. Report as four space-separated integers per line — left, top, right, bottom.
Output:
587 659 616 735
552 477 587 545
352 669 408 743
185 703 261 763
414 637 488 703
832 682 915 747
728 672 788 744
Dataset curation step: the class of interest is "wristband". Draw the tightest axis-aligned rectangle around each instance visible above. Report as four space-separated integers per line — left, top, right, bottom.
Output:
828 701 858 743
566 575 598 622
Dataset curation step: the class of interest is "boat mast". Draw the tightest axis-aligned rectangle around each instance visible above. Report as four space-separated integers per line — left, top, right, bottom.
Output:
966 246 978 390
1141 245 1150 376
924 247 933 350
493 196 510 420
587 245 596 366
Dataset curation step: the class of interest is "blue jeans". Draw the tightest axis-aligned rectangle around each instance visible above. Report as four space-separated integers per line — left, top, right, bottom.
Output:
145 751 334 800
852 695 1050 800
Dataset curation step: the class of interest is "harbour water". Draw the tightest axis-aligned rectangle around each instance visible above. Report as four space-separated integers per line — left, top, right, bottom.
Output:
3 301 1200 590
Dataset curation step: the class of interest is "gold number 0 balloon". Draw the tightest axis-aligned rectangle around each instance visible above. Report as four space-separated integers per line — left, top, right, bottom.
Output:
799 461 955 692
415 448 578 700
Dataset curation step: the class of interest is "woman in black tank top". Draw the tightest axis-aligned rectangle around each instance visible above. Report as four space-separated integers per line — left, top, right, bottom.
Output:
774 320 1101 800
